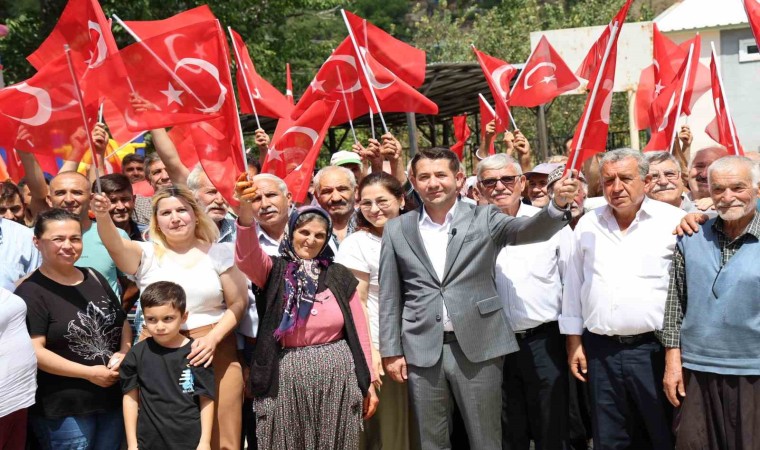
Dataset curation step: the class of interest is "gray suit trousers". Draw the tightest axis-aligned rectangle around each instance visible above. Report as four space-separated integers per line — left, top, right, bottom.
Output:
407 339 504 450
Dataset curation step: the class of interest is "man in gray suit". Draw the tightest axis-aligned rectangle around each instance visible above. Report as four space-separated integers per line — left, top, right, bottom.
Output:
379 147 581 450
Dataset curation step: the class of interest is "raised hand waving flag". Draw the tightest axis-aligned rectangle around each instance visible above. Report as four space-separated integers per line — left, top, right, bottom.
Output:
473 47 516 131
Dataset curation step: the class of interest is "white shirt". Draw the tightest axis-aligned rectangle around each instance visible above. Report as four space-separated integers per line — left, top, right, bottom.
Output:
0 288 37 417
238 223 282 338
335 231 382 347
496 204 573 332
134 241 235 330
560 197 686 336
419 201 458 332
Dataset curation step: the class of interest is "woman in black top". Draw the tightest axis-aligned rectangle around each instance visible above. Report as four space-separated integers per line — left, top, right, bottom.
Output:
15 209 132 450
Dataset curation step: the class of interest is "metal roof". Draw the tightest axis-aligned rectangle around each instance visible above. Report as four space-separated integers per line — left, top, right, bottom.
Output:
654 0 749 32
241 62 521 133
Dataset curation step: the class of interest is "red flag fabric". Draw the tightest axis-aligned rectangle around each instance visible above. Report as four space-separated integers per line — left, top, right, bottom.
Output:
652 23 685 89
121 5 216 41
510 36 579 107
26 0 123 106
451 115 471 160
102 98 144 146
101 21 231 132
167 23 245 206
745 0 760 48
343 10 427 87
0 148 24 182
567 0 631 172
0 56 97 157
478 95 503 156
293 39 370 126
643 41 699 152
634 64 656 130
472 47 516 131
286 63 294 105
576 0 633 85
705 50 744 155
359 47 438 115
229 28 293 120
264 100 339 202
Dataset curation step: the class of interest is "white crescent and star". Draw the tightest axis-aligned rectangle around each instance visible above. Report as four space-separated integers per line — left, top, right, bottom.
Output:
599 79 615 125
161 83 185 106
657 91 677 132
164 34 202 75
359 47 395 90
2 83 52 126
174 57 227 114
491 65 513 99
85 21 108 69
324 54 362 94
523 62 557 90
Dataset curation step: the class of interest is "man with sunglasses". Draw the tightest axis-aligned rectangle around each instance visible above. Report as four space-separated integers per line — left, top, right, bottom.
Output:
475 154 575 450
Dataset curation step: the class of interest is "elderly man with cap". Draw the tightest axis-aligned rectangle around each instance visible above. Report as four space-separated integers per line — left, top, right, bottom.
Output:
331 150 365 185
561 148 686 449
475 154 575 450
525 163 563 208
659 156 760 450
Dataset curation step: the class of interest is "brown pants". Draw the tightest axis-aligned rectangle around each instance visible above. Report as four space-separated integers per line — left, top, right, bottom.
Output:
675 369 760 450
141 323 243 450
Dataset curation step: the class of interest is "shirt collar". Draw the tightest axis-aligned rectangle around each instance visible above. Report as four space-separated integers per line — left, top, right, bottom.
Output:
420 200 458 226
256 222 281 247
712 210 760 241
600 196 653 226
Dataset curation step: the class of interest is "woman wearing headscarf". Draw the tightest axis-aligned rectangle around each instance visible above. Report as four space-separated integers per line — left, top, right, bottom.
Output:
234 175 378 449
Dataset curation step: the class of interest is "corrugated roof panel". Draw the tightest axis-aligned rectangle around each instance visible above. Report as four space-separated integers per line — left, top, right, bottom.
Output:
655 0 749 32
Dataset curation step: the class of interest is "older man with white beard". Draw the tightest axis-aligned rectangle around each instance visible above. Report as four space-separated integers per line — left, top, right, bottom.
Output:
659 156 760 450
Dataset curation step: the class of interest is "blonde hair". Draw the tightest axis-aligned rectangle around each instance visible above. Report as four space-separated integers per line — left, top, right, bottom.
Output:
149 186 219 257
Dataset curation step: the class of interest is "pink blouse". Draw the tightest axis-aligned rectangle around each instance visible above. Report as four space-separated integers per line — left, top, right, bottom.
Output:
235 222 376 381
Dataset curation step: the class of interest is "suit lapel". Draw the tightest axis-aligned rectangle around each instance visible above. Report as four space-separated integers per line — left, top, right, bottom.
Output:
401 208 439 282
442 202 476 284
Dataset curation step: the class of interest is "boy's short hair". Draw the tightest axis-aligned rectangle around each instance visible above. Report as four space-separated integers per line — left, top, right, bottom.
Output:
141 281 187 314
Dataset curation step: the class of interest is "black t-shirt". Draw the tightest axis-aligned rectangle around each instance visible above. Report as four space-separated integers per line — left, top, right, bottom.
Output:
120 338 215 450
16 267 126 418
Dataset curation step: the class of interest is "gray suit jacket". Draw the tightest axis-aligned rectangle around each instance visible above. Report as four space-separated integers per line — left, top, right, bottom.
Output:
379 201 570 367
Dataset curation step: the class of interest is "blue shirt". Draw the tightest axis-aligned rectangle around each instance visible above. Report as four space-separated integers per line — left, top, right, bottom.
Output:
0 219 41 291
76 222 129 296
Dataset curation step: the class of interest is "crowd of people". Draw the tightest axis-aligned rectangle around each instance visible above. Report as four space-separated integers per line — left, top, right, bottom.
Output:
0 120 759 450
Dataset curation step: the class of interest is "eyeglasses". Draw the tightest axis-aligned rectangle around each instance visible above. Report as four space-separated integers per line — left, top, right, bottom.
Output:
359 198 393 210
649 170 680 182
479 175 519 189
0 205 23 215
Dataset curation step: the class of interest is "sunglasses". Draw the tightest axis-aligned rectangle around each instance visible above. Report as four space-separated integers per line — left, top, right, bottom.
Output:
479 175 519 189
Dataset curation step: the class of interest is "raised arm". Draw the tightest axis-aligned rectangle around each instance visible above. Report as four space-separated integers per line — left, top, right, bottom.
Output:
233 175 272 287
90 193 144 275
17 141 51 217
151 128 189 187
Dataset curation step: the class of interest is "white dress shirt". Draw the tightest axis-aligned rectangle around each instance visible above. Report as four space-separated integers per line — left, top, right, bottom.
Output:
495 204 573 332
238 223 282 338
559 197 686 336
419 201 458 332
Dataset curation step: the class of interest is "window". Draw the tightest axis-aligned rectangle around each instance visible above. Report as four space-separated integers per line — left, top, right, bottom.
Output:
739 38 760 63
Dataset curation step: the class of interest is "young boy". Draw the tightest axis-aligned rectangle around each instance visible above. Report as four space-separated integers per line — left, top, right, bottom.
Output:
120 281 215 450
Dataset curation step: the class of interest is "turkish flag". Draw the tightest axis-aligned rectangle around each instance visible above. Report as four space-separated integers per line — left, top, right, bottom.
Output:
286 63 294 105
343 10 427 87
567 0 631 172
576 0 632 86
0 148 24 182
101 21 232 132
451 115 471 160
165 23 246 206
473 47 515 131
264 100 339 202
102 98 144 146
478 95 504 156
26 0 122 107
121 5 216 40
651 28 709 115
229 28 293 120
359 47 438 116
510 36 579 107
634 64 656 130
705 50 744 155
293 39 370 126
643 41 699 152
0 56 97 158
